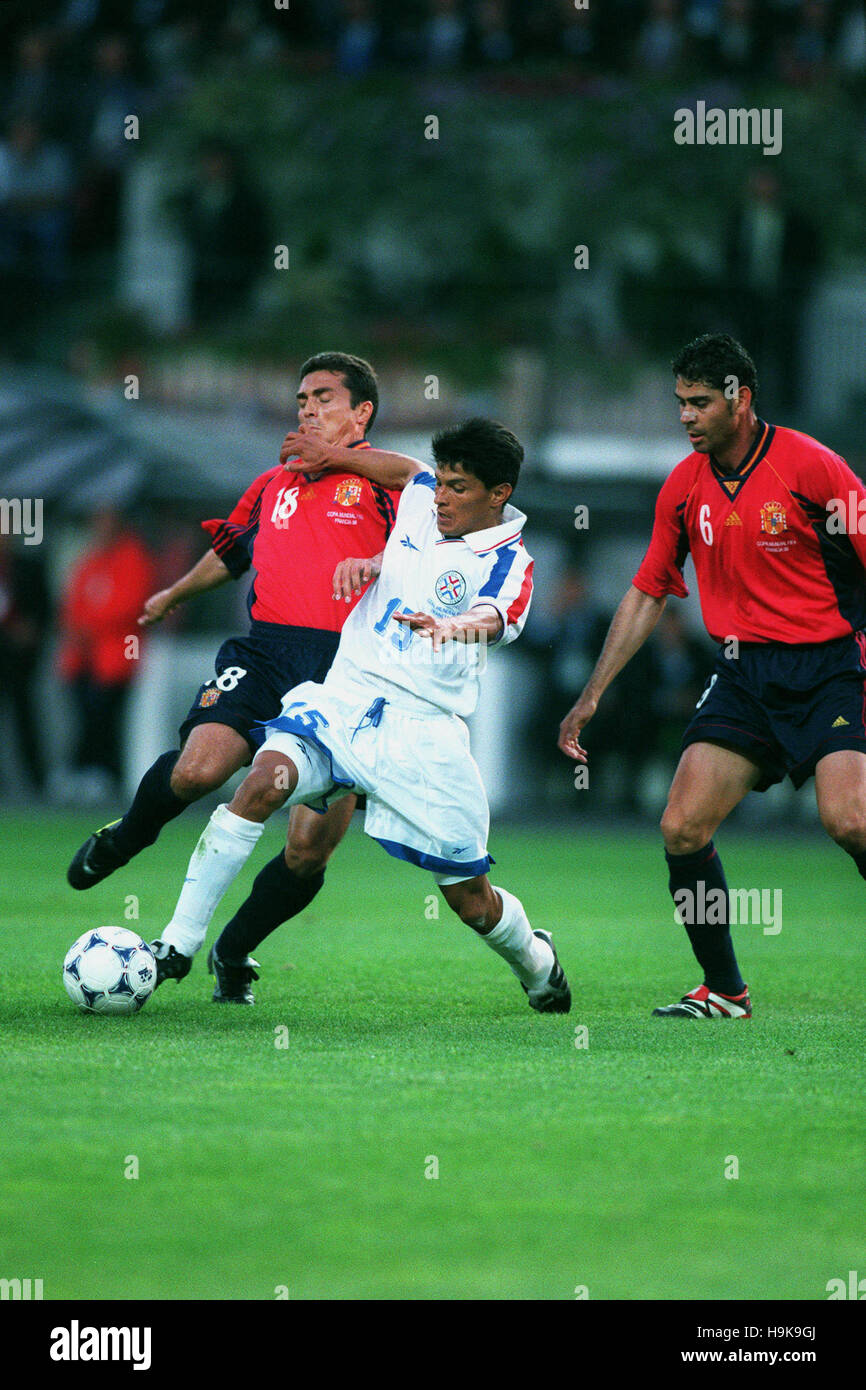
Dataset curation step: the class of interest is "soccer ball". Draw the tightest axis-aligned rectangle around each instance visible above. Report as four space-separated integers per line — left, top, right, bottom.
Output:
63 927 157 1015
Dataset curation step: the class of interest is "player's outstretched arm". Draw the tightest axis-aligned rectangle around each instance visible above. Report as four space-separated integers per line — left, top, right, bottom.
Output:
280 430 422 489
138 548 231 627
558 585 666 762
332 553 383 602
393 604 503 652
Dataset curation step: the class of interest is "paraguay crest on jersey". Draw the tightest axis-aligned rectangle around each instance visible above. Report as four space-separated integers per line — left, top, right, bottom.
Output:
435 570 467 605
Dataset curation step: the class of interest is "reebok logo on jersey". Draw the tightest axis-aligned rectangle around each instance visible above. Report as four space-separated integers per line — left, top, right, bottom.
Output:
725 511 742 526
832 716 850 727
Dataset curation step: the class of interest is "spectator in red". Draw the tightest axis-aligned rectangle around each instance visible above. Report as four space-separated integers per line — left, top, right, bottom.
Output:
57 507 155 799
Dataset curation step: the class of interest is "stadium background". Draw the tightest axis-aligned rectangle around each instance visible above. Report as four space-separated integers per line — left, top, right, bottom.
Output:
1 0 865 1313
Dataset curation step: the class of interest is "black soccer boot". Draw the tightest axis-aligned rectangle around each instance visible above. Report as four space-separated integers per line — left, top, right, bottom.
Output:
150 940 193 989
67 821 130 890
207 944 260 1005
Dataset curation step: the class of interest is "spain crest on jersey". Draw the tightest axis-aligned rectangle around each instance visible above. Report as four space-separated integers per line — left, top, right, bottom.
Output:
334 479 363 506
198 687 220 708
760 501 787 535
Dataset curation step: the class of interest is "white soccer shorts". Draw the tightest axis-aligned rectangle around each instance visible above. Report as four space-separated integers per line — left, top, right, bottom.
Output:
257 677 492 883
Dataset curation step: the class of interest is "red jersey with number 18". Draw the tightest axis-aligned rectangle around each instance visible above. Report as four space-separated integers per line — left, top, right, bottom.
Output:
201 441 400 633
633 421 866 644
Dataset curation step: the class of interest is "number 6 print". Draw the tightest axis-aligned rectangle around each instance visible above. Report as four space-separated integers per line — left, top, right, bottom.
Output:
699 503 713 546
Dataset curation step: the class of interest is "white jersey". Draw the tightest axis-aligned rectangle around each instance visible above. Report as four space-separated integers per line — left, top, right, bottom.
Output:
326 468 534 718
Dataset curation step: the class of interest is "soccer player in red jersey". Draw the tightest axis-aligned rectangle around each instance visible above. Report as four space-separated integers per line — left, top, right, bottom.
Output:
67 353 421 984
559 333 866 1017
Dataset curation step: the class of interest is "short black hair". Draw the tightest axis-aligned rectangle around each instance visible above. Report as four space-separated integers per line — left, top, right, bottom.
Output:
672 333 758 404
432 418 523 494
299 352 378 429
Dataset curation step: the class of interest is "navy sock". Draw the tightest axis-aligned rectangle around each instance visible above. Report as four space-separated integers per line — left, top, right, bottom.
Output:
851 849 866 882
665 841 745 995
216 853 325 960
111 751 187 858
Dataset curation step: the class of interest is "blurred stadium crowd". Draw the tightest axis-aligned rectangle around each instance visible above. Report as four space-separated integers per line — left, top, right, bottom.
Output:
1 1 864 91
1 0 860 393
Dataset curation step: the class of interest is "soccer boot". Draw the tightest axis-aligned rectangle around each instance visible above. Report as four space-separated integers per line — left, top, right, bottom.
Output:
523 929 572 1014
150 940 192 989
67 820 129 890
207 944 260 1005
652 983 751 1019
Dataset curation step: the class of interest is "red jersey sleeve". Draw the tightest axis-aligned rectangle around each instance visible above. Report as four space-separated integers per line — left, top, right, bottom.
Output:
201 466 282 578
633 463 692 600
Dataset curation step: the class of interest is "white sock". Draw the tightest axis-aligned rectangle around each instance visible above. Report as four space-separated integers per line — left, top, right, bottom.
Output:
482 887 553 990
161 805 264 958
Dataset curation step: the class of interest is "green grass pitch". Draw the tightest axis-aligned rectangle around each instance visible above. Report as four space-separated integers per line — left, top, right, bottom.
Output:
0 810 863 1301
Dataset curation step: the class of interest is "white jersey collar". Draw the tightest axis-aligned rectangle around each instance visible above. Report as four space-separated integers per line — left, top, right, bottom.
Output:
433 501 527 555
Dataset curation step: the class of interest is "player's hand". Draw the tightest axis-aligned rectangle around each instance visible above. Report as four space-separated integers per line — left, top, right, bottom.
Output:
332 555 382 602
138 589 177 627
557 693 597 763
392 610 456 653
280 430 332 474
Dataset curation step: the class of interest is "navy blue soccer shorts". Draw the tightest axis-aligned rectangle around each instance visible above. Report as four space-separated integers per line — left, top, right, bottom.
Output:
681 631 866 791
179 620 340 756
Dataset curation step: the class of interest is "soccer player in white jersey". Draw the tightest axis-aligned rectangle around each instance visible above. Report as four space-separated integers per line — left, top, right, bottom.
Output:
153 418 571 1012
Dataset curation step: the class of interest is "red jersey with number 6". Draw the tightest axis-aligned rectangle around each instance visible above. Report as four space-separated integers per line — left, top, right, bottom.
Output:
633 421 866 644
201 441 400 633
